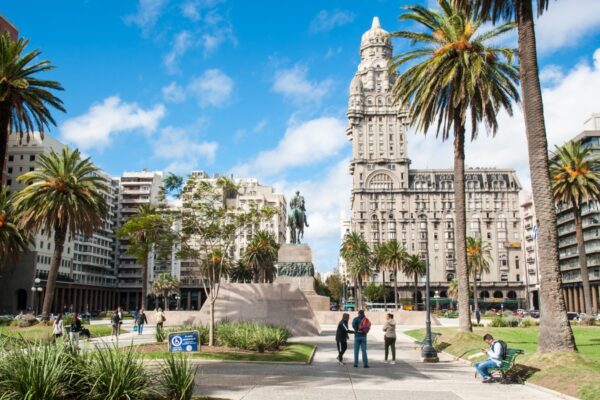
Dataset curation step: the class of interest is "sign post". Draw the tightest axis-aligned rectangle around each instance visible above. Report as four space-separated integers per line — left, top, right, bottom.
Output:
168 331 200 353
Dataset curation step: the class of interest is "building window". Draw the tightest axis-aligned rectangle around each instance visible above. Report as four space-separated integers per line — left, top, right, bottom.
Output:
30 155 35 161
500 274 508 282
8 155 13 162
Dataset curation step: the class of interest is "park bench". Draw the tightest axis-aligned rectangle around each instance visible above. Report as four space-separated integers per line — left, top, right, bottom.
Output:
414 332 441 349
489 348 525 383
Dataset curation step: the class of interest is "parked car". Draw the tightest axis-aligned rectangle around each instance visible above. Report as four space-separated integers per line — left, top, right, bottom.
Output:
566 312 580 321
330 302 339 311
343 301 356 311
529 310 540 318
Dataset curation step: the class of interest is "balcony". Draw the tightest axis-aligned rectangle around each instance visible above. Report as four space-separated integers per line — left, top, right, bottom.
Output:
528 268 537 275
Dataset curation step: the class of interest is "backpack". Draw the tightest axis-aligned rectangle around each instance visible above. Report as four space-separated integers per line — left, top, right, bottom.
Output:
359 317 371 334
493 340 507 360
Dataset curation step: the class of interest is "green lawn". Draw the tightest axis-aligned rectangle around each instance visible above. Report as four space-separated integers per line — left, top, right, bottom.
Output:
0 324 117 341
405 326 600 400
140 343 315 363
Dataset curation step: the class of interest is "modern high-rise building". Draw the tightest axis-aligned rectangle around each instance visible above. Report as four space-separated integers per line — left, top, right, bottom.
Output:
0 133 121 313
556 114 600 312
345 17 525 308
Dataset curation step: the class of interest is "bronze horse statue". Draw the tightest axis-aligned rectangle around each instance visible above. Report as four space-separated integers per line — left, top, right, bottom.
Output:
287 191 309 244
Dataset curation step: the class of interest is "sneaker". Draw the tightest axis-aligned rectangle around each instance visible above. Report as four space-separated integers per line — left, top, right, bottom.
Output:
353 365 358 368
384 360 389 364
390 361 396 365
364 365 370 368
482 377 492 383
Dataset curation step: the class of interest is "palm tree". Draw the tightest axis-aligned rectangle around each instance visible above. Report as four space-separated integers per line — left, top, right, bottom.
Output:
242 230 279 283
550 141 600 315
14 147 107 320
117 204 172 310
448 278 459 311
383 240 408 311
0 186 28 266
373 243 390 310
390 0 520 332
340 232 372 310
152 272 180 311
229 260 254 283
404 255 426 309
451 0 576 356
0 32 65 182
466 236 493 312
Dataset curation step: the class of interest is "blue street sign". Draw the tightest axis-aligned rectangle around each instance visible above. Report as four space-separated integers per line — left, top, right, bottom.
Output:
169 331 200 352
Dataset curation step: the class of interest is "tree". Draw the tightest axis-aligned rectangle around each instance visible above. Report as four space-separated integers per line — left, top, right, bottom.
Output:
340 232 372 310
14 147 107 320
390 0 520 332
383 240 408 311
404 255 426 308
228 260 254 283
0 186 28 266
451 0 576 356
314 273 331 298
0 32 65 183
179 177 276 346
326 273 344 302
117 204 173 310
466 236 492 312
151 272 180 311
164 172 184 199
373 243 391 310
448 278 459 311
550 141 600 315
242 230 279 283
363 283 388 303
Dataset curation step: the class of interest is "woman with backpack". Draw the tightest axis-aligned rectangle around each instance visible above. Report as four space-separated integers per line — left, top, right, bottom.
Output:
136 308 148 335
382 313 396 364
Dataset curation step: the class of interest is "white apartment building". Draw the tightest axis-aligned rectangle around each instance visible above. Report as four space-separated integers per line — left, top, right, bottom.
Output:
345 18 526 309
520 195 540 310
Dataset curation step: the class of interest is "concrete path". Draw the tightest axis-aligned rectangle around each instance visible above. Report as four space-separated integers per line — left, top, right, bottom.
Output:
85 320 158 349
192 324 562 400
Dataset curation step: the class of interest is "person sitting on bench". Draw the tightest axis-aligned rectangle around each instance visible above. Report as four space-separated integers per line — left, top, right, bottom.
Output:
474 334 506 383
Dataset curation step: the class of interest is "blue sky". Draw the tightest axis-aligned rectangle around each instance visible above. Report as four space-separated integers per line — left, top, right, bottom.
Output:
4 0 600 272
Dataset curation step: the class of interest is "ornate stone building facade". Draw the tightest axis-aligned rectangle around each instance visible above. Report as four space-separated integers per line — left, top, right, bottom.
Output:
346 18 526 308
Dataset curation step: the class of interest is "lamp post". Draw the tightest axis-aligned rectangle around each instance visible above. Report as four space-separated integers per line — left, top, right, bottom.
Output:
434 290 440 312
31 278 43 316
175 295 181 310
421 256 439 362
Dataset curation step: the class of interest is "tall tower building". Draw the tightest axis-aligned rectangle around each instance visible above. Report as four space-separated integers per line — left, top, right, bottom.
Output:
347 18 525 309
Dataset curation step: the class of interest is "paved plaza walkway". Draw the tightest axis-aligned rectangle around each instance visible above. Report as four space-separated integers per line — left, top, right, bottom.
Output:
192 324 564 400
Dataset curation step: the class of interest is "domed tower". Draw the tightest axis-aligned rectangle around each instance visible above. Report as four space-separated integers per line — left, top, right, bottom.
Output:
347 17 411 246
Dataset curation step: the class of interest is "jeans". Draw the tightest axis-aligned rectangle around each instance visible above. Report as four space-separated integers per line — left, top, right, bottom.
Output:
337 340 348 361
475 359 499 379
69 332 80 348
137 323 144 334
354 336 368 366
384 337 396 361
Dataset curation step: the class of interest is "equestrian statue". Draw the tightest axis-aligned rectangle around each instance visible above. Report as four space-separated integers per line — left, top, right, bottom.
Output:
287 190 309 244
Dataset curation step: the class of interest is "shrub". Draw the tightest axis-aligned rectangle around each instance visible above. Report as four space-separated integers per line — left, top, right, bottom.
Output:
579 314 596 326
519 317 535 328
83 346 153 400
161 352 195 400
483 311 497 318
0 342 77 399
489 316 507 327
11 313 39 327
156 327 167 343
216 322 290 352
504 315 519 327
502 310 514 318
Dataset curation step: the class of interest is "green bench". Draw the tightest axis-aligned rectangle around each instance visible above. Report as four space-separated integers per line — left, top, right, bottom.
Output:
414 332 441 349
489 348 525 383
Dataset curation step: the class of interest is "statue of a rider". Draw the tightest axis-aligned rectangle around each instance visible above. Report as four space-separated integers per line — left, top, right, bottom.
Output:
287 190 309 244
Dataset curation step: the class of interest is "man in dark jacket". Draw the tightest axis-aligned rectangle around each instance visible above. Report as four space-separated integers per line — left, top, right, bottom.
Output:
336 313 353 363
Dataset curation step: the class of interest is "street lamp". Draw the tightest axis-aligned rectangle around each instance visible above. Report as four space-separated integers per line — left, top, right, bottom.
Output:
421 256 439 362
31 278 43 315
175 295 181 310
434 290 440 312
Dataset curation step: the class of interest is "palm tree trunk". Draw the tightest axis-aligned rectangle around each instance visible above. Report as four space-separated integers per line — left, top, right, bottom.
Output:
414 273 418 310
141 255 148 310
0 105 9 184
574 207 593 313
472 271 478 313
41 223 67 321
394 265 399 311
164 290 169 311
453 119 472 333
382 270 387 311
517 0 576 352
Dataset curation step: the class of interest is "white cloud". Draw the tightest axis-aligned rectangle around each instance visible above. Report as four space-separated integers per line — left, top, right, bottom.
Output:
310 9 356 33
407 48 600 192
188 69 234 108
232 116 347 177
325 47 343 59
162 81 186 103
125 0 166 31
153 126 218 174
201 9 237 55
252 118 268 133
60 96 166 151
163 31 193 74
181 1 201 21
272 65 334 105
539 65 564 86
535 0 600 53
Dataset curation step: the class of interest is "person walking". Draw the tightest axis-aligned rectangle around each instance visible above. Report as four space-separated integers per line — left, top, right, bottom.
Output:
69 313 82 348
382 313 396 364
351 310 371 368
474 334 506 383
475 309 481 325
136 308 148 335
52 314 64 342
111 309 121 337
335 313 354 364
155 307 166 331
